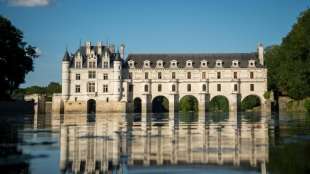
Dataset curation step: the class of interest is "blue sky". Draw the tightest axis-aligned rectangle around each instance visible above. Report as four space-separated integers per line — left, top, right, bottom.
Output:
0 0 309 87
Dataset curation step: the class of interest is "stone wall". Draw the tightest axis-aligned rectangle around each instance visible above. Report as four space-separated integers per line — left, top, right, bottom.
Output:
64 101 87 114
279 96 307 112
96 101 127 113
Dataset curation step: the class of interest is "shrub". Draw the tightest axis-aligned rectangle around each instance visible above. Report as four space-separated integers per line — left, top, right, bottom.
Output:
304 99 310 112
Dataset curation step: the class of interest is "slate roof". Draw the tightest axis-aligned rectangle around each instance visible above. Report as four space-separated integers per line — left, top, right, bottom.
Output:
126 53 262 68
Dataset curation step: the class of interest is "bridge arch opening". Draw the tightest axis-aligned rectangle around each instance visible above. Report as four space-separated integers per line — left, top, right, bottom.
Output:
179 95 198 112
209 95 229 112
87 99 96 114
241 95 261 111
152 96 169 113
133 97 142 113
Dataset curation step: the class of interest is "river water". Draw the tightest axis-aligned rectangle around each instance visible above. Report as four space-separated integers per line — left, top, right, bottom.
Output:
0 112 310 174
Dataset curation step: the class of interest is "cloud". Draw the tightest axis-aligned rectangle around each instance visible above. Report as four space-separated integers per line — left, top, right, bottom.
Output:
35 47 42 56
6 0 52 7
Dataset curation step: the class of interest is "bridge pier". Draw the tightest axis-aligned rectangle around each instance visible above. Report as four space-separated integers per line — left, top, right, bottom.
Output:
141 94 151 113
229 93 241 112
198 93 210 112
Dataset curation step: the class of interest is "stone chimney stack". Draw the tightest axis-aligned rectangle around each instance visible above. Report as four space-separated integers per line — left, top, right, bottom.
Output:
97 41 102 55
258 43 264 66
86 41 91 55
120 44 125 59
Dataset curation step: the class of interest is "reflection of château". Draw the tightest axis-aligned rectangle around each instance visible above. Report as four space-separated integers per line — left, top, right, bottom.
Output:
59 113 268 173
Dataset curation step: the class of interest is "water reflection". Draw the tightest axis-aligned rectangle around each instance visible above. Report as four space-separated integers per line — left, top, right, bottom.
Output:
58 112 269 173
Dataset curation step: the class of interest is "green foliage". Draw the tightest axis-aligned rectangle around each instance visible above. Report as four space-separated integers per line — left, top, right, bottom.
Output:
264 91 271 99
0 16 38 100
208 96 229 112
241 95 261 111
179 96 198 112
265 9 310 100
304 99 310 112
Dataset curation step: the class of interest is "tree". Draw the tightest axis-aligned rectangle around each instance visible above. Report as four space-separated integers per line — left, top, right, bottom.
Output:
265 9 310 99
179 96 198 112
0 16 38 100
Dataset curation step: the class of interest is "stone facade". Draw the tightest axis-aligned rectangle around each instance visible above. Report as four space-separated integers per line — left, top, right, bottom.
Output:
52 41 268 114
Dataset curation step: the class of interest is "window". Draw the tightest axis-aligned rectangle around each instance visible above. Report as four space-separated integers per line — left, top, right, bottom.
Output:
250 72 254 79
158 72 162 79
103 62 109 68
187 72 191 79
250 84 254 91
129 85 133 92
232 60 239 67
88 71 96 79
75 85 80 93
172 84 176 92
103 84 108 93
158 84 162 92
217 72 221 79
144 84 148 92
129 72 132 79
76 61 81 68
202 72 206 79
234 72 237 79
144 61 150 68
172 72 176 79
87 82 95 92
216 60 223 67
187 84 191 92
157 60 163 68
76 74 80 80
89 61 96 68
103 73 108 80
217 84 221 91
249 60 256 67
145 72 149 79
106 97 109 102
170 60 178 68
202 84 206 91
186 60 192 67
234 84 238 91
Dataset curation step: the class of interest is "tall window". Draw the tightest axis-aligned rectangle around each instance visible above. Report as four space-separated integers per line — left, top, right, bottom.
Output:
250 84 254 91
103 62 108 68
129 72 132 79
202 84 206 91
87 82 95 92
202 72 206 79
75 85 80 93
217 72 221 79
103 84 108 93
76 61 81 68
250 72 254 79
88 71 96 79
158 84 162 92
234 84 238 91
158 72 162 79
145 72 149 79
129 85 133 92
187 84 191 92
217 84 221 91
234 72 237 79
103 73 108 80
172 72 176 79
187 72 191 79
76 74 80 80
89 61 96 68
172 84 176 92
144 84 148 92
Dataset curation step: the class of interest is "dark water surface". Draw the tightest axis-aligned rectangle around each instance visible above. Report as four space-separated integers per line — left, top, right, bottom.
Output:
0 112 310 174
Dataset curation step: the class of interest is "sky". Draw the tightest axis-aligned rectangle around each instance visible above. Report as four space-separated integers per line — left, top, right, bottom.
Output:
0 0 309 87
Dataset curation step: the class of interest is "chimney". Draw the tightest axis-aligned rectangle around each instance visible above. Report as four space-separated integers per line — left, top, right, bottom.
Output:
258 43 264 66
97 41 102 55
86 41 91 55
120 44 125 59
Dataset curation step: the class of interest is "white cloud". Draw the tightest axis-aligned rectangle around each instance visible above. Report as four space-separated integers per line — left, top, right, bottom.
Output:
7 0 52 7
35 47 42 56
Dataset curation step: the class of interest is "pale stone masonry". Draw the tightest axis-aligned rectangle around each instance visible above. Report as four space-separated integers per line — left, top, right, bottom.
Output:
52 41 268 113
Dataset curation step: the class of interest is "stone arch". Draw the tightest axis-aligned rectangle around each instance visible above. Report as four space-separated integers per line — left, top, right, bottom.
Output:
87 99 96 114
152 96 169 113
133 97 142 113
209 95 229 112
179 95 199 112
241 95 261 111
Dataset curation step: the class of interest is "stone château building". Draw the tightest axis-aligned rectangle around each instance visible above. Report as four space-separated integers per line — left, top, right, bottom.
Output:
52 41 268 114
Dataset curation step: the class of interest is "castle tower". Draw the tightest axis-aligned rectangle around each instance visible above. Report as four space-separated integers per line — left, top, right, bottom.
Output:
258 43 264 66
113 52 122 101
62 50 70 100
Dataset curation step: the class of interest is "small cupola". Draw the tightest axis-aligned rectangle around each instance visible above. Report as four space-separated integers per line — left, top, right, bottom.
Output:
62 50 70 61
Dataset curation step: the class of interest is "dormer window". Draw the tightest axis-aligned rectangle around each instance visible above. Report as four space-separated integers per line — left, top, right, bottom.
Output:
186 60 193 68
103 61 109 68
75 61 81 68
201 60 208 68
144 60 150 68
128 60 135 68
248 60 256 67
157 60 164 68
88 61 96 68
216 60 223 68
232 60 239 67
170 60 178 68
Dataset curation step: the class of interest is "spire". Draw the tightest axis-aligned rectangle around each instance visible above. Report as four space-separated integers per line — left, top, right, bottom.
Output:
62 49 70 61
114 48 121 61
